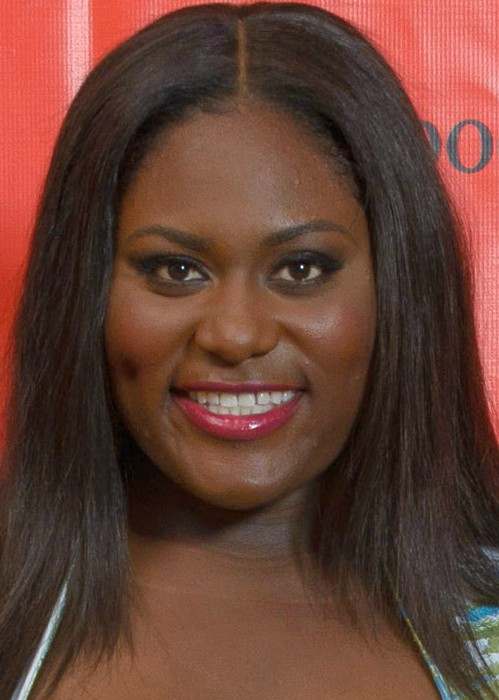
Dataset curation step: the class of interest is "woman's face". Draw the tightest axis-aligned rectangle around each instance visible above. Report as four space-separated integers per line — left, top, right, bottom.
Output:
105 101 376 511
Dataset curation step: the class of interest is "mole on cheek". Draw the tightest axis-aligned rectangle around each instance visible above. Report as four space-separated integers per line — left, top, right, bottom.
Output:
121 357 139 380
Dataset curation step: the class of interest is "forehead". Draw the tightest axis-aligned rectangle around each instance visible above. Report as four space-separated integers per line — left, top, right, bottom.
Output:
118 103 366 249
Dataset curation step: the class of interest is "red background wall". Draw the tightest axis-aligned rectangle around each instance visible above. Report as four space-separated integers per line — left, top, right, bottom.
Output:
1 1 498 439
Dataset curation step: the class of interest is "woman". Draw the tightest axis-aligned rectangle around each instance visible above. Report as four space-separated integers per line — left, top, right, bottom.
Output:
1 2 498 698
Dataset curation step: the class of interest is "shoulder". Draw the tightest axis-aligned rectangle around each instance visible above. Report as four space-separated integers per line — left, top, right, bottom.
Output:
463 548 499 688
466 547 499 630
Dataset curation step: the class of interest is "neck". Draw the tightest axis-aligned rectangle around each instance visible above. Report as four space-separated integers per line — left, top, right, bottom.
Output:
126 450 322 604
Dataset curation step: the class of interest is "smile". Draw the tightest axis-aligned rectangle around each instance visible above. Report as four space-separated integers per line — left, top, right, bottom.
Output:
185 389 297 414
170 389 303 440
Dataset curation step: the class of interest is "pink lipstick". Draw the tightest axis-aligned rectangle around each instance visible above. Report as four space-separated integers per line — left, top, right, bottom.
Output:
171 391 303 441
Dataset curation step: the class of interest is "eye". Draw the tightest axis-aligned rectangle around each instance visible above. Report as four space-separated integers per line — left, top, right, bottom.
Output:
271 251 342 287
133 254 206 284
131 250 342 291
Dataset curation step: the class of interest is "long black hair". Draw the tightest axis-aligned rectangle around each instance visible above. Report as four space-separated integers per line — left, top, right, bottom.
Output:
1 3 498 698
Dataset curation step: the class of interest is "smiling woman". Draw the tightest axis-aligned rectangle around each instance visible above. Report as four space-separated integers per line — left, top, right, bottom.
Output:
106 105 375 486
1 3 499 700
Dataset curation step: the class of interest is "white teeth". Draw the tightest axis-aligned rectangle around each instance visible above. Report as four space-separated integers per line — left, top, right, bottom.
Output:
256 391 271 405
213 404 273 416
186 389 299 415
238 393 256 407
219 394 239 407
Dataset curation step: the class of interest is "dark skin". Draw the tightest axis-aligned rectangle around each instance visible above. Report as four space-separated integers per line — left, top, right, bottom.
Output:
44 101 440 698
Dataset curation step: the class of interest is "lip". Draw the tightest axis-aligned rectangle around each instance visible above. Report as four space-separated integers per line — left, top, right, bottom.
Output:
171 391 304 441
173 381 304 393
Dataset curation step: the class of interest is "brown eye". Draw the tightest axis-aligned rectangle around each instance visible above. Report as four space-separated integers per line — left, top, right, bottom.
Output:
133 254 206 284
132 250 342 292
158 260 203 282
275 260 323 283
271 251 342 287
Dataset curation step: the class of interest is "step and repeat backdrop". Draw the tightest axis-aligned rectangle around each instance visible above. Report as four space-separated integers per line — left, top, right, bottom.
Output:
1 1 498 439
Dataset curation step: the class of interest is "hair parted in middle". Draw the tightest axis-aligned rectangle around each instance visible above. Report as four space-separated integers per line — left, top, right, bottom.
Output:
1 4 498 699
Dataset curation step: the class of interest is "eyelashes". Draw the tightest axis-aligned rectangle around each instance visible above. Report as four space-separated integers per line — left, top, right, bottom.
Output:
135 255 205 284
131 250 343 292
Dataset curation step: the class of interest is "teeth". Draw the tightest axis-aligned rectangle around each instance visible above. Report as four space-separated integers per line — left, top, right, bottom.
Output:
208 404 274 416
238 393 256 407
186 389 298 414
220 394 238 407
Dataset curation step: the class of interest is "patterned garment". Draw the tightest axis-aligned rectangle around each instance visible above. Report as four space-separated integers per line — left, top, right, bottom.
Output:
402 605 499 699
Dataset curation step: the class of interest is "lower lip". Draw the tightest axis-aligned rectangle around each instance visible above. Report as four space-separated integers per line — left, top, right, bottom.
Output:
171 392 303 441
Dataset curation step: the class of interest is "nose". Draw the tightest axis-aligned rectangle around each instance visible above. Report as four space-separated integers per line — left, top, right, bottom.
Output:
193 273 279 364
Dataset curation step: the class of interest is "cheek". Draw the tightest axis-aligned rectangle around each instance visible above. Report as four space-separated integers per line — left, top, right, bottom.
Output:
104 281 186 443
334 295 376 376
301 301 375 462
104 280 184 380
303 290 376 384
298 279 376 451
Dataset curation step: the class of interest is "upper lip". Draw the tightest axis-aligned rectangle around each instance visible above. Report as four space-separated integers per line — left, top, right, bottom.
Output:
172 381 304 393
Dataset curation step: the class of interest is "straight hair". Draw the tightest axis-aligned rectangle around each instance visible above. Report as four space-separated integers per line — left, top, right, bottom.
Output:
1 3 498 697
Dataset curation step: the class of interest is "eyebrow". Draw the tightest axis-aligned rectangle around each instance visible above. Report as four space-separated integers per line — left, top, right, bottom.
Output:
127 218 352 253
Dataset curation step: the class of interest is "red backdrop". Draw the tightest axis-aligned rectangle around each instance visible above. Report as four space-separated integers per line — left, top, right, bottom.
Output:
1 1 498 441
